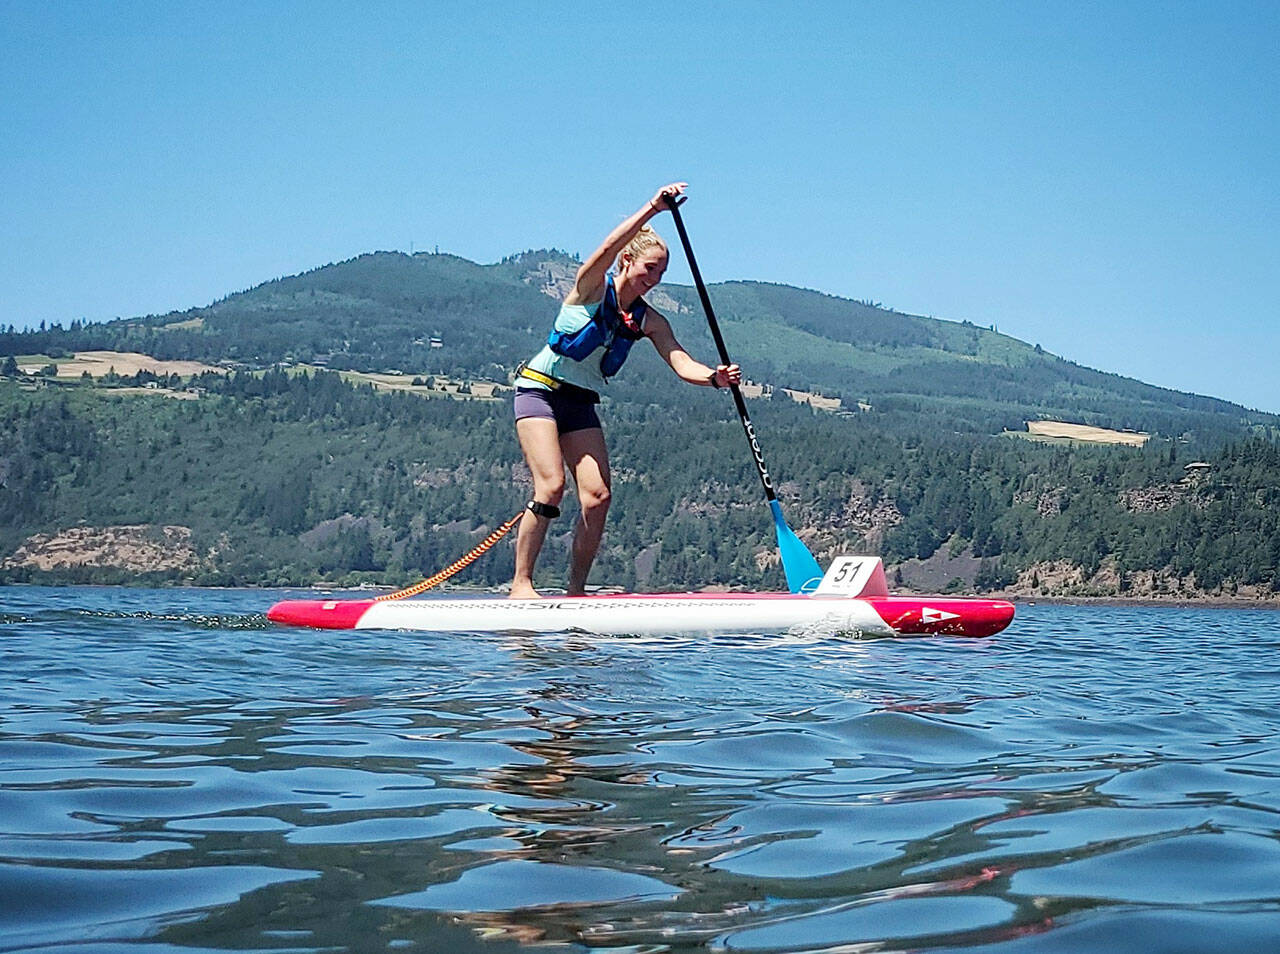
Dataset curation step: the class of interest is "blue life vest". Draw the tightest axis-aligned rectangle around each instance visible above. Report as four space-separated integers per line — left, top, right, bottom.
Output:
547 273 646 380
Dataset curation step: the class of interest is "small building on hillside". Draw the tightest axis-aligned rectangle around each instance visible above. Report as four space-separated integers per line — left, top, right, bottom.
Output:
1182 462 1212 483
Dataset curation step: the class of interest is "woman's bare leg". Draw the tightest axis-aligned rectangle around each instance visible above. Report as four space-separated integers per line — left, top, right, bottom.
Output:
561 426 611 596
511 417 566 598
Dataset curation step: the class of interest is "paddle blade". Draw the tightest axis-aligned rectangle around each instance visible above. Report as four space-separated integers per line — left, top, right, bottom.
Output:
770 500 823 593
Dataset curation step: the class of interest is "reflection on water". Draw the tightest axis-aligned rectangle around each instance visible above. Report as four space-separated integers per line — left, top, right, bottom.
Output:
1 585 1279 952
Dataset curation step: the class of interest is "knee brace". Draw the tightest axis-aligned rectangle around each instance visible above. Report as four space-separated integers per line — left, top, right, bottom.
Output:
526 499 561 520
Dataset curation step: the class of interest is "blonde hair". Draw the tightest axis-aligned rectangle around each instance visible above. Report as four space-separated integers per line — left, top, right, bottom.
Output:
616 225 667 272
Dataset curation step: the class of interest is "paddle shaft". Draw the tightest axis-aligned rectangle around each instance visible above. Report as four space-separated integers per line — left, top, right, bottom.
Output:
664 197 778 502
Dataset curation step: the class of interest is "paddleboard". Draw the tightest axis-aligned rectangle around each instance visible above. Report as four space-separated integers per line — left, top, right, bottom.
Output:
267 557 1015 638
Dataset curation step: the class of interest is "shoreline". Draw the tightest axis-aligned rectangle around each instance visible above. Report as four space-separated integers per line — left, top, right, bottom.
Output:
5 579 1280 611
999 593 1280 611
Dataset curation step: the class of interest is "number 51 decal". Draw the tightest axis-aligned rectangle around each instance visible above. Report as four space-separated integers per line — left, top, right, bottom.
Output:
814 557 889 598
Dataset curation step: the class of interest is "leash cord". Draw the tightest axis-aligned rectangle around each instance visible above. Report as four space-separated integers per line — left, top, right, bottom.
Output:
374 509 524 602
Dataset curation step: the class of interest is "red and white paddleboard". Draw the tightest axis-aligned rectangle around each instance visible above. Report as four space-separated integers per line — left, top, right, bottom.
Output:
267 557 1014 638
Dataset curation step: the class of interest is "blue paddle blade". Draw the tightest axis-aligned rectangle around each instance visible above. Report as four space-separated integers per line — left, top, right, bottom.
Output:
770 500 823 593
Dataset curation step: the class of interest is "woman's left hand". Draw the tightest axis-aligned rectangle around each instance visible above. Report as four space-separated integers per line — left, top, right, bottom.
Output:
649 182 688 212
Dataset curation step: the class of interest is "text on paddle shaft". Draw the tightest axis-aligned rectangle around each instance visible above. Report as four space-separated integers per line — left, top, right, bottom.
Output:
741 420 773 492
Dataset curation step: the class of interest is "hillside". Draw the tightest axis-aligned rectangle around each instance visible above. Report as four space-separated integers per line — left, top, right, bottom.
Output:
5 250 1272 444
3 251 1280 599
668 280 1259 439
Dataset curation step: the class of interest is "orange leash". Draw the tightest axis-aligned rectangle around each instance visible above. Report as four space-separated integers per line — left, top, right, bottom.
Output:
375 509 525 602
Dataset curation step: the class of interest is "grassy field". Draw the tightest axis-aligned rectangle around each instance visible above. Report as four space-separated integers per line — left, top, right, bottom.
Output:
15 350 224 379
285 364 510 400
11 352 511 403
1021 420 1150 446
161 317 205 331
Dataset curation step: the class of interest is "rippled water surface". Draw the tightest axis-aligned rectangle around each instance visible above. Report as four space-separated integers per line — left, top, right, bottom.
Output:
3 586 1280 953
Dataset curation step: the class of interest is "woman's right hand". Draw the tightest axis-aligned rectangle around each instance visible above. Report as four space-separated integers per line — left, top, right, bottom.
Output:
649 182 688 213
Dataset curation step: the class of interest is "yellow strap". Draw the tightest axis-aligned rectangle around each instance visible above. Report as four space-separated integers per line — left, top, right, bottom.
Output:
517 365 560 390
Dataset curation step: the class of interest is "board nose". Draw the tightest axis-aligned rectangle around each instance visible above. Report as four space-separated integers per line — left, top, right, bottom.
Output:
267 599 375 629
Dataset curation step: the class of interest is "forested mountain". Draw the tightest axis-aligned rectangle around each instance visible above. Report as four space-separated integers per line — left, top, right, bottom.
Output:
4 250 1269 439
3 250 1278 598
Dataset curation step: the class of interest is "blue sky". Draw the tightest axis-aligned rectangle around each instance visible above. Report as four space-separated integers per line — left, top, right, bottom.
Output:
3 1 1277 410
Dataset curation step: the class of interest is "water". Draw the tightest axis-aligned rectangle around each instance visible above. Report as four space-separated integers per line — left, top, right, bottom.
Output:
2 586 1280 953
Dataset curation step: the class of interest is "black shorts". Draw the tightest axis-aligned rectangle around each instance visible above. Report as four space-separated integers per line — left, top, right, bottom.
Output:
513 387 602 434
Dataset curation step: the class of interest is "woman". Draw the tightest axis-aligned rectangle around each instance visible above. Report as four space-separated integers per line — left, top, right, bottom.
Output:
510 182 741 598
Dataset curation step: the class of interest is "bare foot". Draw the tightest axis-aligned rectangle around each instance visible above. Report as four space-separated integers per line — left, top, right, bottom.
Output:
508 584 541 600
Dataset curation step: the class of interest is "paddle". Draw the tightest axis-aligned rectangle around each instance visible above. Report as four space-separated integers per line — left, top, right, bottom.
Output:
663 195 824 593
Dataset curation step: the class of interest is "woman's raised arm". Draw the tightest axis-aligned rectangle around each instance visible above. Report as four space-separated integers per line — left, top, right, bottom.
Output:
567 182 687 305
